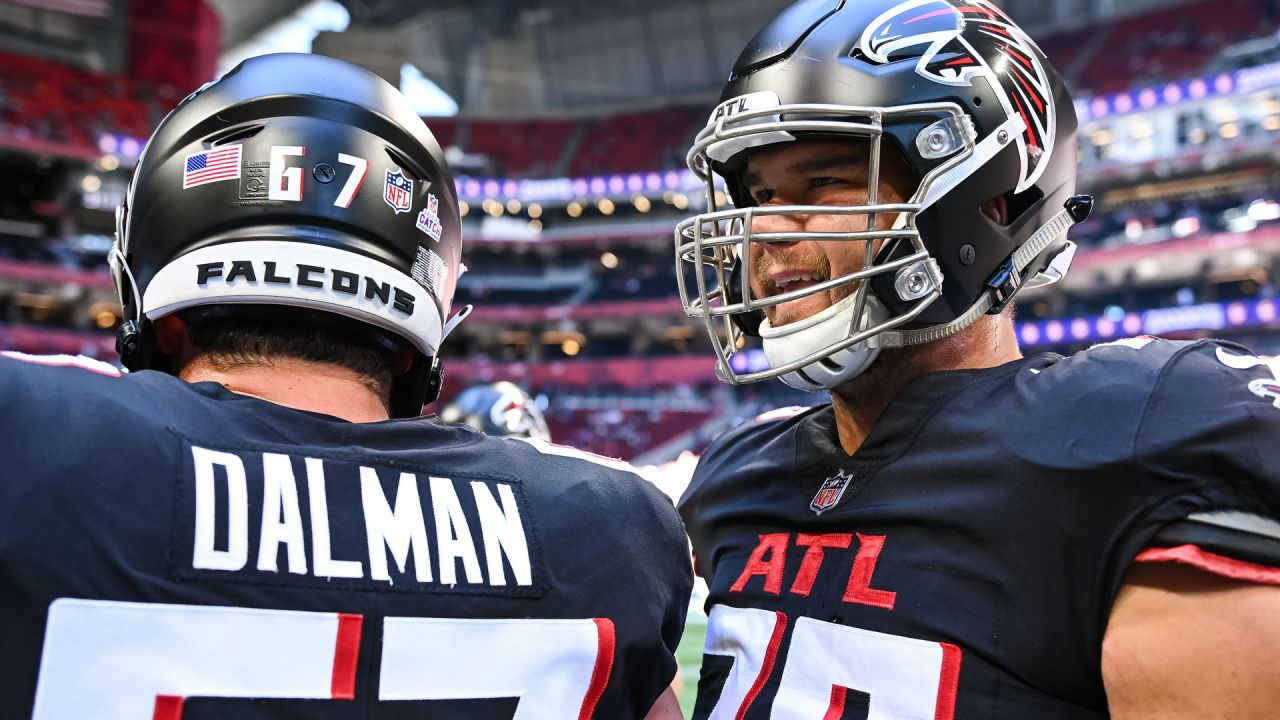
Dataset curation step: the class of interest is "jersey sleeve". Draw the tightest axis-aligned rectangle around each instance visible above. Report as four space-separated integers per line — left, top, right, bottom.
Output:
513 439 694 715
678 419 758 576
678 411 804 580
592 470 693 715
1133 340 1280 575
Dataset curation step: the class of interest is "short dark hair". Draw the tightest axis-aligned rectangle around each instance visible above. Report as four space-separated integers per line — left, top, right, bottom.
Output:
182 307 394 405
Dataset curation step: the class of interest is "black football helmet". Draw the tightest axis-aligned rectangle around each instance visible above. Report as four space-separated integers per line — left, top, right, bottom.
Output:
440 382 551 442
675 0 1092 391
111 53 465 416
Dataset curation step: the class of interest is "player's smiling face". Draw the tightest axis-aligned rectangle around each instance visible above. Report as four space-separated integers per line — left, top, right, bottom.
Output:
743 138 916 328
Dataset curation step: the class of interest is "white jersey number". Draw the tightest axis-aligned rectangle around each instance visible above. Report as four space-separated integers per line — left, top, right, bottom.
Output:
33 598 613 719
701 605 961 719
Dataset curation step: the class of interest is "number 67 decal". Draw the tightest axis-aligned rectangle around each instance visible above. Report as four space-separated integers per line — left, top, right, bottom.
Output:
265 147 368 207
32 598 614 719
701 605 960 719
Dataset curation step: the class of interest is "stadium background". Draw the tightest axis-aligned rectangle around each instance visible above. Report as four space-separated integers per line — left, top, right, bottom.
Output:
3 0 1280 712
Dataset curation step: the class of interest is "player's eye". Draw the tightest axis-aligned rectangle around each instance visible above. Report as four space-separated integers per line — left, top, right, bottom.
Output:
749 188 774 205
809 176 848 189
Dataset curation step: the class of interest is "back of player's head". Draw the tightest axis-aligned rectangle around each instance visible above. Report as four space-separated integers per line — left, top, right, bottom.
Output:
112 52 463 417
675 0 1091 391
440 382 552 441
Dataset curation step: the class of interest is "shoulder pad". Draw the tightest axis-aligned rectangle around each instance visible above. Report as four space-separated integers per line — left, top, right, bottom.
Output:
1150 512 1280 568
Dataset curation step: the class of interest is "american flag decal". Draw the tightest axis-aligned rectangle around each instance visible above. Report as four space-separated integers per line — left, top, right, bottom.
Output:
183 145 243 189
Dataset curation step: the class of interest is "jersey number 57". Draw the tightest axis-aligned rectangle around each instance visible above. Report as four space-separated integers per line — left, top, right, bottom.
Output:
32 598 613 718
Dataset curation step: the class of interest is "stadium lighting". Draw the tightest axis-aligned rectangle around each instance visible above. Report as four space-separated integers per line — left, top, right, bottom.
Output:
400 63 459 116
566 201 584 218
633 196 651 212
528 203 542 219
1219 122 1240 139
1266 116 1280 131
1172 216 1201 238
81 175 102 193
597 198 615 216
1128 121 1154 140
561 339 581 357
97 155 120 172
1248 199 1280 221
89 302 119 330
459 200 469 217
672 194 689 210
216 0 350 75
1134 258 1162 279
600 252 619 269
506 198 522 214
529 219 542 232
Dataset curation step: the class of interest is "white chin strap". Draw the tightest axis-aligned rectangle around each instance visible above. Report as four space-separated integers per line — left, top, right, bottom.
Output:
758 292 886 392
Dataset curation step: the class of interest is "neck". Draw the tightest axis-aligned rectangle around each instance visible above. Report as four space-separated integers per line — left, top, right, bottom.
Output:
829 313 1022 456
179 355 390 423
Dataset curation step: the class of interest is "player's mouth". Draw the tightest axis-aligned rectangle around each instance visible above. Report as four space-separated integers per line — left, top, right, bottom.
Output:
766 270 831 326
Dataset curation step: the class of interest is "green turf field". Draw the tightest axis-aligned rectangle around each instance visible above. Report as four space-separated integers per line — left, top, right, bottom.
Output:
674 610 707 717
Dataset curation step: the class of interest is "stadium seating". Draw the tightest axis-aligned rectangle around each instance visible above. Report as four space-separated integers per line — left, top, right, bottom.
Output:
1063 0 1270 96
0 51 165 156
426 106 705 177
545 407 716 460
464 118 577 177
569 106 706 176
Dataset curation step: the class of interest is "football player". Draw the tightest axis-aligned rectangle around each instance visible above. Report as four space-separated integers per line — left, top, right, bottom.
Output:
440 381 552 442
673 1 1280 717
0 53 691 719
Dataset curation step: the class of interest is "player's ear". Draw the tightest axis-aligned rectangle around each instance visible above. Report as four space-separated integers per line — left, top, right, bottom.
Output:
154 315 188 357
392 348 416 376
981 194 1010 225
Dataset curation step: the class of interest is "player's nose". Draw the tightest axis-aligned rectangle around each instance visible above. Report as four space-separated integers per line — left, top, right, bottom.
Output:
748 209 807 263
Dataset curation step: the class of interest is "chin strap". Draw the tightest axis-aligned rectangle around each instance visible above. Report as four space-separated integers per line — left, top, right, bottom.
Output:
443 304 473 340
878 195 1093 348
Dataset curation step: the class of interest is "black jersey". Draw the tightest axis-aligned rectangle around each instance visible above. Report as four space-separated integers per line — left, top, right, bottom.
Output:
0 353 692 719
679 338 1280 719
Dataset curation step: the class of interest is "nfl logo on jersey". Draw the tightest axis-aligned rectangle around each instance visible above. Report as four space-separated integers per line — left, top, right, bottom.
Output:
811 469 855 515
383 169 413 214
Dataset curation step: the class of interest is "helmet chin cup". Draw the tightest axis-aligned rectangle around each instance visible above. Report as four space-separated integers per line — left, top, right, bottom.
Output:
758 292 886 392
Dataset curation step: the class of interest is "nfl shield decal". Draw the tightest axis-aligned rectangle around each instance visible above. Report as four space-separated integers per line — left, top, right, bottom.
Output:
384 168 413 214
811 469 856 515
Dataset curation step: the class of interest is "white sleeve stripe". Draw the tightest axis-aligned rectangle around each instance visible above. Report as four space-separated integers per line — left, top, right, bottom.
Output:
1 352 121 377
1187 512 1280 541
512 437 639 474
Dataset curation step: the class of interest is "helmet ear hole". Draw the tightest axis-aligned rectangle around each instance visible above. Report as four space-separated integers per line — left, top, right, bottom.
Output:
154 315 188 357
1000 185 1045 228
981 194 1010 226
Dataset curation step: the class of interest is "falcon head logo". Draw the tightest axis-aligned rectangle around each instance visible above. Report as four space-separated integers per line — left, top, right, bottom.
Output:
858 0 1056 192
1249 379 1280 409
